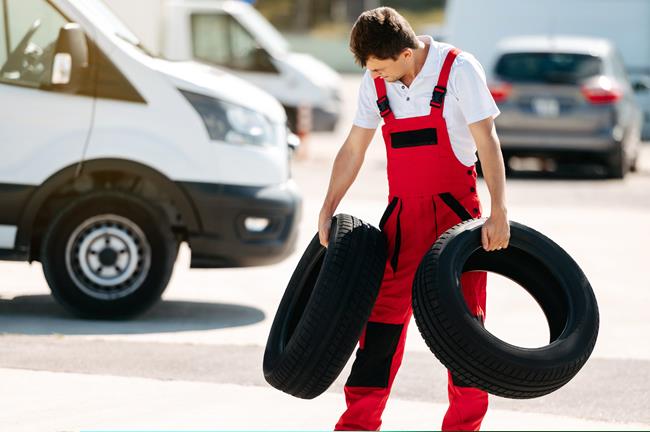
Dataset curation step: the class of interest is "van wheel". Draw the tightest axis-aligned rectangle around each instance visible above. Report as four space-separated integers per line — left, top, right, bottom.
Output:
41 191 177 319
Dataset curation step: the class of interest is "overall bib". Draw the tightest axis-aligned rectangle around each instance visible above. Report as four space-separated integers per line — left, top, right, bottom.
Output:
335 48 489 431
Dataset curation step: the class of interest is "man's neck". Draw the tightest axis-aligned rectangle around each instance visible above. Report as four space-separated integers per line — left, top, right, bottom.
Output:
401 40 428 88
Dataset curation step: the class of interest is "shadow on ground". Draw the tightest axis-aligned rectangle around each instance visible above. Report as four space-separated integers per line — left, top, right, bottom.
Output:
0 295 265 335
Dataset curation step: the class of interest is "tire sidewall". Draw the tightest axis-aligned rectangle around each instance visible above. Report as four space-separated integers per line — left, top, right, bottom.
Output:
437 221 597 364
264 216 343 373
415 219 599 396
263 214 387 398
263 232 325 373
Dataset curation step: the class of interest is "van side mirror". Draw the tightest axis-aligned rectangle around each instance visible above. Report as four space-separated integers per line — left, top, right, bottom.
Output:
252 47 277 73
50 23 88 92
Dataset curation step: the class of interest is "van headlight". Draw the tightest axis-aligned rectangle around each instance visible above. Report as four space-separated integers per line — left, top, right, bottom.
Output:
180 89 275 146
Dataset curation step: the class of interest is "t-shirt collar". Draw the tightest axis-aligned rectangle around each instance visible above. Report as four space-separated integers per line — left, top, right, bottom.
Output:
416 34 439 77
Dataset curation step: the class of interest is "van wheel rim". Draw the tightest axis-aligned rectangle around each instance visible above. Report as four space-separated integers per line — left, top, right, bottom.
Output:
65 214 152 300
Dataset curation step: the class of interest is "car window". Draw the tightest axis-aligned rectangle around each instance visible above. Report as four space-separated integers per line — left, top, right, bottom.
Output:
0 0 68 87
495 52 603 84
191 12 276 73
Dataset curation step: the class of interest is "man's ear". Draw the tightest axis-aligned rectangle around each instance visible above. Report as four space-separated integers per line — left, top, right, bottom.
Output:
401 48 412 61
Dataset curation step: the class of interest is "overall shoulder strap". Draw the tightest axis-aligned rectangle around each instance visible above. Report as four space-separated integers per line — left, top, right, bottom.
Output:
373 76 395 122
430 47 461 112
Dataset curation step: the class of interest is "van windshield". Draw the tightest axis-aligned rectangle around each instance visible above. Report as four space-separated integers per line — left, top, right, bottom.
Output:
495 52 603 84
68 0 154 57
234 6 289 55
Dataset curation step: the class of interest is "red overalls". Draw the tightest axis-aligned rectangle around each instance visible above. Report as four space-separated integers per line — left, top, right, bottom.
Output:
335 48 489 431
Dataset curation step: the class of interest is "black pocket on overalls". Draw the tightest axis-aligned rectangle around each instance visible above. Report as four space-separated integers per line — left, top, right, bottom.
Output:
379 196 399 231
391 202 403 272
378 197 403 273
438 192 473 221
390 128 438 148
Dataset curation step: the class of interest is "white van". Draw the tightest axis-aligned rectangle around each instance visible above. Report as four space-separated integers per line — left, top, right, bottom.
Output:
444 0 650 139
0 0 301 318
106 0 343 134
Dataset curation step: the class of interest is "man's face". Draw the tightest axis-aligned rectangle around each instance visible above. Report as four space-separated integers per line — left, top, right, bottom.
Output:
366 49 411 82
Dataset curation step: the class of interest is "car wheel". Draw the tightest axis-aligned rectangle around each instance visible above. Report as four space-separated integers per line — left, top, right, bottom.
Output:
606 144 628 178
412 218 599 399
630 151 639 173
263 214 386 399
41 191 177 319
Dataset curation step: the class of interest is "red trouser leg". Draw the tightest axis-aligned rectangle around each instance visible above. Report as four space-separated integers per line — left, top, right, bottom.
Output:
335 197 488 431
335 197 424 431
334 260 413 431
441 271 488 431
437 194 489 431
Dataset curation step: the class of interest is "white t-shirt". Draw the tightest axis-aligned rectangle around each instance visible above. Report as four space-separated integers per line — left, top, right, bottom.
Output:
353 35 500 166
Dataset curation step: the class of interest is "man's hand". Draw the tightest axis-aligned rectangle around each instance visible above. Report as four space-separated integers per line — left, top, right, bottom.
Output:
481 210 510 251
319 210 333 247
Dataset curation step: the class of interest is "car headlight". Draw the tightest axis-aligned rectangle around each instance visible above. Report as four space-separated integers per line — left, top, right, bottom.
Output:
180 89 275 146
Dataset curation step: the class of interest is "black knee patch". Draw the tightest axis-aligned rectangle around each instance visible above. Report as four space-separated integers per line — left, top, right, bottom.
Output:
345 322 404 388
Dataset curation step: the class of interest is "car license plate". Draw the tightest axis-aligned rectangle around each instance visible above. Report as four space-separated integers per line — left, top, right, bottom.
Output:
532 98 560 117
510 156 557 172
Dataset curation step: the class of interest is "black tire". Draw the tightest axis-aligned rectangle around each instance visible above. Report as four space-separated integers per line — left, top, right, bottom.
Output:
41 191 177 319
606 144 628 179
263 214 386 399
630 151 639 173
412 219 599 399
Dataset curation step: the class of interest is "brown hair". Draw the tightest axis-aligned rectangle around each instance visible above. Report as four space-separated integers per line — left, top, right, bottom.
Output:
349 7 419 67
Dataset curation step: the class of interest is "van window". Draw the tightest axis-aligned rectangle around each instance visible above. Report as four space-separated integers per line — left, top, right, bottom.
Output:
0 3 7 66
233 5 289 55
495 53 603 84
0 0 68 87
191 12 277 73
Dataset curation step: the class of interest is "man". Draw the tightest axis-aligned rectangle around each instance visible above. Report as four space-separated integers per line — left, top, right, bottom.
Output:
317 7 510 431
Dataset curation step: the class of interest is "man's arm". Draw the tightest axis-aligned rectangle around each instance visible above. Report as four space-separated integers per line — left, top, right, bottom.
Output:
318 125 376 247
469 116 510 251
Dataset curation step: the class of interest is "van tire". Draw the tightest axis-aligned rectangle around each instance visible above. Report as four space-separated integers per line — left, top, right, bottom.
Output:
412 218 599 399
263 214 386 399
41 191 177 319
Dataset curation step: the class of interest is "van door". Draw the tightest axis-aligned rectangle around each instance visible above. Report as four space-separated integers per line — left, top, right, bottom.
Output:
0 0 93 187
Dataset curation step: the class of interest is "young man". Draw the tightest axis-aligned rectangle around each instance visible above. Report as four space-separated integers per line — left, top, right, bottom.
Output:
317 7 510 432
